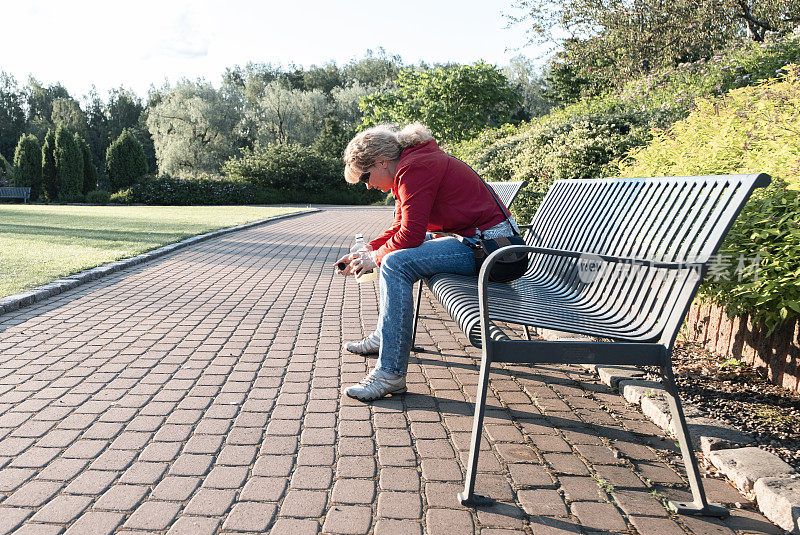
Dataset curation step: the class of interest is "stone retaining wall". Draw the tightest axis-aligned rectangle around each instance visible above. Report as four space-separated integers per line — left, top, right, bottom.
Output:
682 301 800 393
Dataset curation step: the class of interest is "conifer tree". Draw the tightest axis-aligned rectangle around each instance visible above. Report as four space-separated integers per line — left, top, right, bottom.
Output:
13 134 42 200
106 129 147 191
74 133 97 195
54 125 83 201
41 129 57 201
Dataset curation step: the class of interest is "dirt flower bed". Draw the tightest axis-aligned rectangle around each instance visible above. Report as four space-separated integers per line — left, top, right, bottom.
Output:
666 341 800 470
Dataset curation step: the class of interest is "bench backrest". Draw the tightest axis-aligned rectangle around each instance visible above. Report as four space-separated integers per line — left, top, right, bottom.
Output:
0 187 31 199
486 181 525 210
523 174 770 346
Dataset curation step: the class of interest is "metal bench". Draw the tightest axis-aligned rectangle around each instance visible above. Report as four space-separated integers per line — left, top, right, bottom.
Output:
418 173 771 516
410 181 525 341
0 187 31 203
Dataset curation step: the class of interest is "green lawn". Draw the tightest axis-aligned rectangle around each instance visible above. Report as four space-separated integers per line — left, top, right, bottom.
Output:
0 205 309 298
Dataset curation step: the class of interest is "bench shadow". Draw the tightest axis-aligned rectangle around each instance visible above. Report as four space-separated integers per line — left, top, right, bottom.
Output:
384 393 635 441
411 353 580 386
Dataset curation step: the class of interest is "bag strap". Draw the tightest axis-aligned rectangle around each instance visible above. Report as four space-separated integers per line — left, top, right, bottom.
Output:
453 157 519 237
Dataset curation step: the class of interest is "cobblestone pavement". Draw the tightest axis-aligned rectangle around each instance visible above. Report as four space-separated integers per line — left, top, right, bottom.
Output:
0 207 784 534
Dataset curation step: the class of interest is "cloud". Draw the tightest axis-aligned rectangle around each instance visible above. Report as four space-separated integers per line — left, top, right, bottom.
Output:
140 7 212 61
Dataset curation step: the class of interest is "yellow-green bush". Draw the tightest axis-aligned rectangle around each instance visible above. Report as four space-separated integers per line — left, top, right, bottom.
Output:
618 66 800 189
618 66 800 330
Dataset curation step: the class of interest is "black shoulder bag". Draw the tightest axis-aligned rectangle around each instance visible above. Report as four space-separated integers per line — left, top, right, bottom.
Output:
458 180 529 283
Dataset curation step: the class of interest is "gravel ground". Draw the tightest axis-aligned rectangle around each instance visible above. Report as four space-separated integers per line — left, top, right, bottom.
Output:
660 341 800 470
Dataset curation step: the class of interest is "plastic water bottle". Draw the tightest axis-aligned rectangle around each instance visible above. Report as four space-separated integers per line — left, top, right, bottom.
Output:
351 234 378 283
350 234 367 255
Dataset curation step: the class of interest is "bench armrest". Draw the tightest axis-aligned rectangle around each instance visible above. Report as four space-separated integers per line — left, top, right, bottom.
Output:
482 245 703 271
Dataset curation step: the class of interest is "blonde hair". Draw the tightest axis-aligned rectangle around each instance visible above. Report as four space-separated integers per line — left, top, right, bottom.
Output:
343 122 433 184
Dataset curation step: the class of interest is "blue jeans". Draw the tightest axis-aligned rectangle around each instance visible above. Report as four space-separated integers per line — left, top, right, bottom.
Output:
374 237 476 376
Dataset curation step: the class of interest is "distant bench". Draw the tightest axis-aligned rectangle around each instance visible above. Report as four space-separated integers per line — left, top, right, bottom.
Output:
415 173 771 517
0 187 31 203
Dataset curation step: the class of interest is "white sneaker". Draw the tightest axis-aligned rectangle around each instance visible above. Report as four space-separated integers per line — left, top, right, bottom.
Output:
344 332 380 355
346 368 407 401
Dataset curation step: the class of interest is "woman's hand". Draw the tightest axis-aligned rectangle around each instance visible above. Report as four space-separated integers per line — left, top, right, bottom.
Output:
351 251 377 275
334 253 359 276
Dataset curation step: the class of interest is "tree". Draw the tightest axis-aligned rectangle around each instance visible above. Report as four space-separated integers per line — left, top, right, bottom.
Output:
108 87 157 175
0 72 26 163
508 0 800 91
342 49 403 88
331 81 375 128
83 87 110 186
255 81 329 146
222 63 297 150
543 44 598 105
312 117 355 160
41 129 57 201
146 80 240 175
302 62 344 93
727 0 800 41
51 97 88 138
361 62 522 143
504 55 552 119
24 78 70 141
107 88 144 141
54 125 83 202
106 129 147 191
13 134 42 199
74 133 97 195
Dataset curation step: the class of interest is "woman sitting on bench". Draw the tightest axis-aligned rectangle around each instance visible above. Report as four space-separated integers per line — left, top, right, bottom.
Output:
335 122 519 401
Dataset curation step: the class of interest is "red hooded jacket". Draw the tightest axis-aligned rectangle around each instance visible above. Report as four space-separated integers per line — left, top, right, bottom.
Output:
369 140 510 265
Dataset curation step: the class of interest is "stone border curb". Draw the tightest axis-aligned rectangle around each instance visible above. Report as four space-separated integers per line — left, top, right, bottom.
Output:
0 208 321 317
588 364 800 533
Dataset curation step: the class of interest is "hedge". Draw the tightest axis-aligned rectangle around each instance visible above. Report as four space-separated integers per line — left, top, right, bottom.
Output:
111 174 382 206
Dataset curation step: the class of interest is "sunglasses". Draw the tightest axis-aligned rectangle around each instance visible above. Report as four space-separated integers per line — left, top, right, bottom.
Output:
359 170 371 184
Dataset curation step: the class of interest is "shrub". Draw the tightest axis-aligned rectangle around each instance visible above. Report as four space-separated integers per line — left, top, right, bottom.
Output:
613 34 800 119
618 67 800 330
41 129 57 201
452 112 654 224
618 66 800 190
74 133 97 195
109 188 133 204
12 134 42 199
106 129 148 192
224 143 341 191
54 125 83 202
86 189 111 205
223 143 383 203
705 184 800 332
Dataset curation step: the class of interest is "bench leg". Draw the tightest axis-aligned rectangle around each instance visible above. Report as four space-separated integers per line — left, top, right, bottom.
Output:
523 325 537 340
411 281 423 349
458 339 494 507
662 363 728 518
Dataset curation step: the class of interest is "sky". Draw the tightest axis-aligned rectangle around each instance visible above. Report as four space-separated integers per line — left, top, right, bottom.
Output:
0 0 550 101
